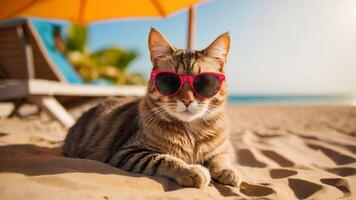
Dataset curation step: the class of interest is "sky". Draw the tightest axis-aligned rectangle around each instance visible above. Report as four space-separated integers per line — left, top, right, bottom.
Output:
73 0 356 95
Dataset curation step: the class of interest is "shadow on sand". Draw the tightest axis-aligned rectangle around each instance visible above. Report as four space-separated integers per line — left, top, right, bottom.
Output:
0 144 181 192
0 144 278 198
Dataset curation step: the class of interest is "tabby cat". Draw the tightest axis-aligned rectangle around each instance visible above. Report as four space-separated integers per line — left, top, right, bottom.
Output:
63 28 240 188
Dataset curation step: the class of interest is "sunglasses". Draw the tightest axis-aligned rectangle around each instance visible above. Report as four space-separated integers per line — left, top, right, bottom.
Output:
151 70 225 98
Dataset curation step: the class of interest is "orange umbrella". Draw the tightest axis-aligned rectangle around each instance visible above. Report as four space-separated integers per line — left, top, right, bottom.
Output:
0 0 203 48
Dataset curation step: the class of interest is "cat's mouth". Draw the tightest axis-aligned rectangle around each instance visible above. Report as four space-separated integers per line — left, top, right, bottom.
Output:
170 108 204 122
163 103 207 122
179 110 193 115
179 107 199 115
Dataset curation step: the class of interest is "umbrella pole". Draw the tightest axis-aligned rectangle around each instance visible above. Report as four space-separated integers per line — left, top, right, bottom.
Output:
187 6 196 49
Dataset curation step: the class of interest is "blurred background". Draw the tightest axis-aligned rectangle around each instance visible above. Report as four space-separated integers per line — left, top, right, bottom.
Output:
1 0 356 104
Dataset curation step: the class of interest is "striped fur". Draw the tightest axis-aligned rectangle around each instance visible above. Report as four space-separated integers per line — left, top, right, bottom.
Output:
63 28 240 188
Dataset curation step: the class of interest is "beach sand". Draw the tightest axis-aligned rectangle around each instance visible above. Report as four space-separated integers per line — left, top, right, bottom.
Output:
0 103 355 199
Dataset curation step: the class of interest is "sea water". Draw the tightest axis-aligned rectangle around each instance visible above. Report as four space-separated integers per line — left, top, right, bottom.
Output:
228 95 356 105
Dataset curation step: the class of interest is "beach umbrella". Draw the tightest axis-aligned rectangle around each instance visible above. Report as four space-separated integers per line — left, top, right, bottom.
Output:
0 0 203 48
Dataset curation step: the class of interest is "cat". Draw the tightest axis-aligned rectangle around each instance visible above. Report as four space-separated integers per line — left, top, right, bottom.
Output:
63 28 240 188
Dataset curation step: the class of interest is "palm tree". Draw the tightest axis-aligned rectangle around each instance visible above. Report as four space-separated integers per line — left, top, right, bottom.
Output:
65 24 145 85
65 24 88 53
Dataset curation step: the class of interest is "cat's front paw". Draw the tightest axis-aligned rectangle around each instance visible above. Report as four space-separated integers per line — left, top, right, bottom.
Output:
176 164 211 188
211 168 239 187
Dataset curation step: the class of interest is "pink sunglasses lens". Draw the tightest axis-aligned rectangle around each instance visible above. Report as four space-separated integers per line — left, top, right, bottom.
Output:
193 74 222 97
155 72 181 95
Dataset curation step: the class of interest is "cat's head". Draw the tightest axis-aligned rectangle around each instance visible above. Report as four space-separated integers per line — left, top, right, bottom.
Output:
146 28 230 122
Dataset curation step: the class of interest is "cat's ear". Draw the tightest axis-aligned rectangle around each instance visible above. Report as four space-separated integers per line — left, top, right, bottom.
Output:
148 28 175 65
203 32 230 63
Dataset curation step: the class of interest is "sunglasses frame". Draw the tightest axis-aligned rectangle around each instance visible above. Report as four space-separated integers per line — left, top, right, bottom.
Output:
151 70 226 98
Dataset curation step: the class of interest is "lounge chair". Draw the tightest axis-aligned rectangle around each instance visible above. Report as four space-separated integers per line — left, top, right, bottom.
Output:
0 18 146 128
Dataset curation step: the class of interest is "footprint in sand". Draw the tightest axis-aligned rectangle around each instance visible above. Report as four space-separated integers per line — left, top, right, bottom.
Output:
320 178 350 197
269 169 298 179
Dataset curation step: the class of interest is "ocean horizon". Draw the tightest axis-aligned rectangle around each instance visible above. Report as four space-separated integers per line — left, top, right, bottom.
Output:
227 95 356 105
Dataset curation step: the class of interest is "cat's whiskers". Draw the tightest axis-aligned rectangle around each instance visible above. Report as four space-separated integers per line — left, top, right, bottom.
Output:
149 110 166 129
142 107 162 127
202 106 226 128
143 107 170 130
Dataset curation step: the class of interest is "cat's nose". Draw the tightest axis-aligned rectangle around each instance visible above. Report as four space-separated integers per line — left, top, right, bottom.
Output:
180 89 194 107
181 99 193 107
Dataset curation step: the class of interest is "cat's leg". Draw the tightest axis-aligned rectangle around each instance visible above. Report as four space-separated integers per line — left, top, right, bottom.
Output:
152 154 211 188
208 152 240 187
109 149 210 188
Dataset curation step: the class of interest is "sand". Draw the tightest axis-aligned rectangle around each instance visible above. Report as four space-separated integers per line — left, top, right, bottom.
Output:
0 104 355 199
